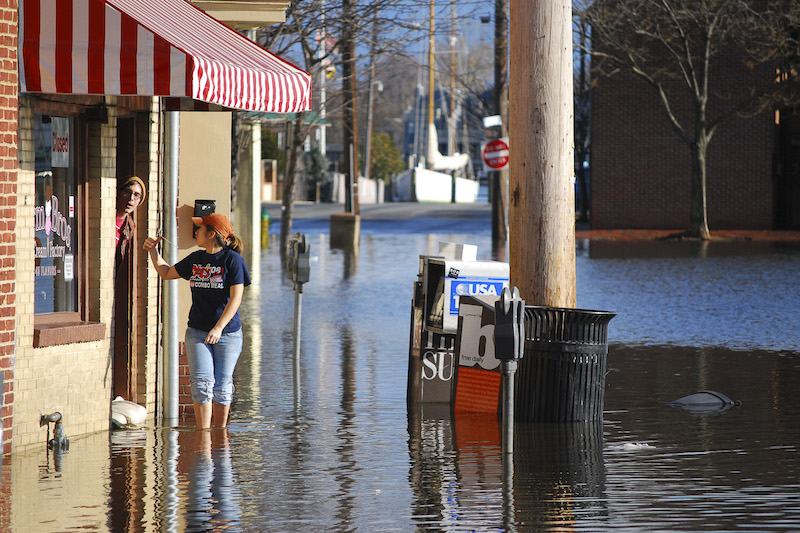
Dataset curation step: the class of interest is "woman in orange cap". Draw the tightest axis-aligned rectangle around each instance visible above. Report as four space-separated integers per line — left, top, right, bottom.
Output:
144 212 251 429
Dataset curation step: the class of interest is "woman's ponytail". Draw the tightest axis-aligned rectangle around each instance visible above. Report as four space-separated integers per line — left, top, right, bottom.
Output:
226 234 244 254
212 230 244 254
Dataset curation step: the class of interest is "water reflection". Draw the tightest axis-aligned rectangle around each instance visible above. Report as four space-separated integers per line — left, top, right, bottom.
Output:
3 231 800 531
514 422 607 529
405 409 609 530
602 344 800 530
577 240 800 350
180 429 241 531
407 404 458 528
109 430 148 531
329 240 359 280
110 428 244 532
407 407 508 530
332 324 357 529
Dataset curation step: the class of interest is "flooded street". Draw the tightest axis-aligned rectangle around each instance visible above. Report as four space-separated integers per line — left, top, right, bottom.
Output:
4 203 800 531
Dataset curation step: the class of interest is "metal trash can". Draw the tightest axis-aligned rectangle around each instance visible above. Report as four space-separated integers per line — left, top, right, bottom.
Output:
516 306 615 422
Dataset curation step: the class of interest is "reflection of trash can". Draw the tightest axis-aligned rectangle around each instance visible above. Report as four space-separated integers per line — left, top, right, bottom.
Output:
516 306 615 422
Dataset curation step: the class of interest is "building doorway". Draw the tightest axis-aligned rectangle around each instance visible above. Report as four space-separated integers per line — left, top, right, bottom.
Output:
776 109 800 229
113 115 140 401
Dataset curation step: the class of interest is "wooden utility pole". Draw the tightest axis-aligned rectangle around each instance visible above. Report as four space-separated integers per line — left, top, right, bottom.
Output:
492 0 509 257
426 0 435 171
364 8 379 183
448 0 456 156
509 0 575 307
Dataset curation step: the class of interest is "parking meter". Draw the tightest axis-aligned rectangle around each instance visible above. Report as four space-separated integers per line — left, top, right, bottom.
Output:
494 286 525 361
288 232 310 374
287 232 310 287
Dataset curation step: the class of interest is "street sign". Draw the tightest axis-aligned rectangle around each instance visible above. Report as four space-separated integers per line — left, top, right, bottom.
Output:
482 115 502 128
482 138 509 171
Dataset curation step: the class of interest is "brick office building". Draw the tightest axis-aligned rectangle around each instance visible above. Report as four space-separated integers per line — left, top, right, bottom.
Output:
590 35 800 230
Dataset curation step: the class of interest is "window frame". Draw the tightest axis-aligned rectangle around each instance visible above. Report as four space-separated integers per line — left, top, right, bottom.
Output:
29 98 105 347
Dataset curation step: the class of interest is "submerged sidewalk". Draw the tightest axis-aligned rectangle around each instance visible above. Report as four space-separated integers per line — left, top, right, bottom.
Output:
264 201 800 242
575 224 800 242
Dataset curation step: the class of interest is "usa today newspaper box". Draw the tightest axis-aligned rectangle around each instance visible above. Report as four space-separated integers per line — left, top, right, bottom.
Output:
407 242 509 406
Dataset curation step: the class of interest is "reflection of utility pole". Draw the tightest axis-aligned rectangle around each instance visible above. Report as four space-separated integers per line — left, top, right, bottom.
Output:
492 0 509 256
342 0 358 214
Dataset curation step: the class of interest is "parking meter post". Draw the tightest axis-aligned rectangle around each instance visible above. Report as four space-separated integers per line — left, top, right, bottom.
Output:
495 286 525 455
502 444 515 532
292 283 303 361
501 359 517 454
292 285 303 403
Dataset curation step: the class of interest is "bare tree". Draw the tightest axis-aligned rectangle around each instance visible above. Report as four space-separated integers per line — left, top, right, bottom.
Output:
579 0 800 239
574 13 591 223
253 0 428 252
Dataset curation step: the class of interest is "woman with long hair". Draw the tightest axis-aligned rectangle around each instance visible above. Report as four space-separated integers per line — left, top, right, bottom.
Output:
144 212 250 428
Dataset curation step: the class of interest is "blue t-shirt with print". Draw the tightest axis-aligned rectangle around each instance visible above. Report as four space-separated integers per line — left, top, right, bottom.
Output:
175 248 251 333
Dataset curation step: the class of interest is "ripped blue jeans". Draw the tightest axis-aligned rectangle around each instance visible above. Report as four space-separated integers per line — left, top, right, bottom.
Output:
185 327 243 405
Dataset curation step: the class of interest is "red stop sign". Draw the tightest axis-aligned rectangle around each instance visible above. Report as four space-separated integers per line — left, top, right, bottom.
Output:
482 138 509 170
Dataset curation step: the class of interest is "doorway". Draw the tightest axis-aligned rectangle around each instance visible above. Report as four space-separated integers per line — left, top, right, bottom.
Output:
113 116 139 401
775 108 800 229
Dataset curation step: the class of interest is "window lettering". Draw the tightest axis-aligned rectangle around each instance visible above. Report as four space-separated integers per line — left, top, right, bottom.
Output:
34 115 79 314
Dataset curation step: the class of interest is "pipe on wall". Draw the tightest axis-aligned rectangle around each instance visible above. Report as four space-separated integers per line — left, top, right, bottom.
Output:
163 110 180 425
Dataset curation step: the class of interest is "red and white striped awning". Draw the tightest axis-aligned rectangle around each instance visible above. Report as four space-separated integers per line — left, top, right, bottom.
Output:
19 0 312 113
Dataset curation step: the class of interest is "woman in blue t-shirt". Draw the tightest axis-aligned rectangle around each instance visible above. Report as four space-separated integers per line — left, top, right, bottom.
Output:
144 212 251 429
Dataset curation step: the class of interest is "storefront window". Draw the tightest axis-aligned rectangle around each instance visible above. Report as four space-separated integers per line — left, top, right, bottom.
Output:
34 115 78 314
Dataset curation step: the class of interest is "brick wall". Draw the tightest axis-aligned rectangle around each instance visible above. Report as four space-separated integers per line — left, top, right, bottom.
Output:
137 99 163 416
591 53 775 230
179 342 193 418
0 0 17 457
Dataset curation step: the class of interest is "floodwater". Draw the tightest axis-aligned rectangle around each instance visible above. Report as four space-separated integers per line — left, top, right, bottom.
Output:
4 206 800 532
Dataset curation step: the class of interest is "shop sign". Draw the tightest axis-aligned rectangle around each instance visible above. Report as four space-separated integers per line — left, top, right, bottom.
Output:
51 117 69 168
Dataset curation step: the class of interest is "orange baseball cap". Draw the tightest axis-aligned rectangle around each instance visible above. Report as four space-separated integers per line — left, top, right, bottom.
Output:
191 213 233 239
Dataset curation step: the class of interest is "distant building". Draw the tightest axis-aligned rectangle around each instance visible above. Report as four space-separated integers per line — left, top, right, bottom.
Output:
591 49 800 230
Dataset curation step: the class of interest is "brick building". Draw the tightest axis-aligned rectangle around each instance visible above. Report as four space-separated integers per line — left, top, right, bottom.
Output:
0 0 309 457
590 30 800 230
0 0 19 455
